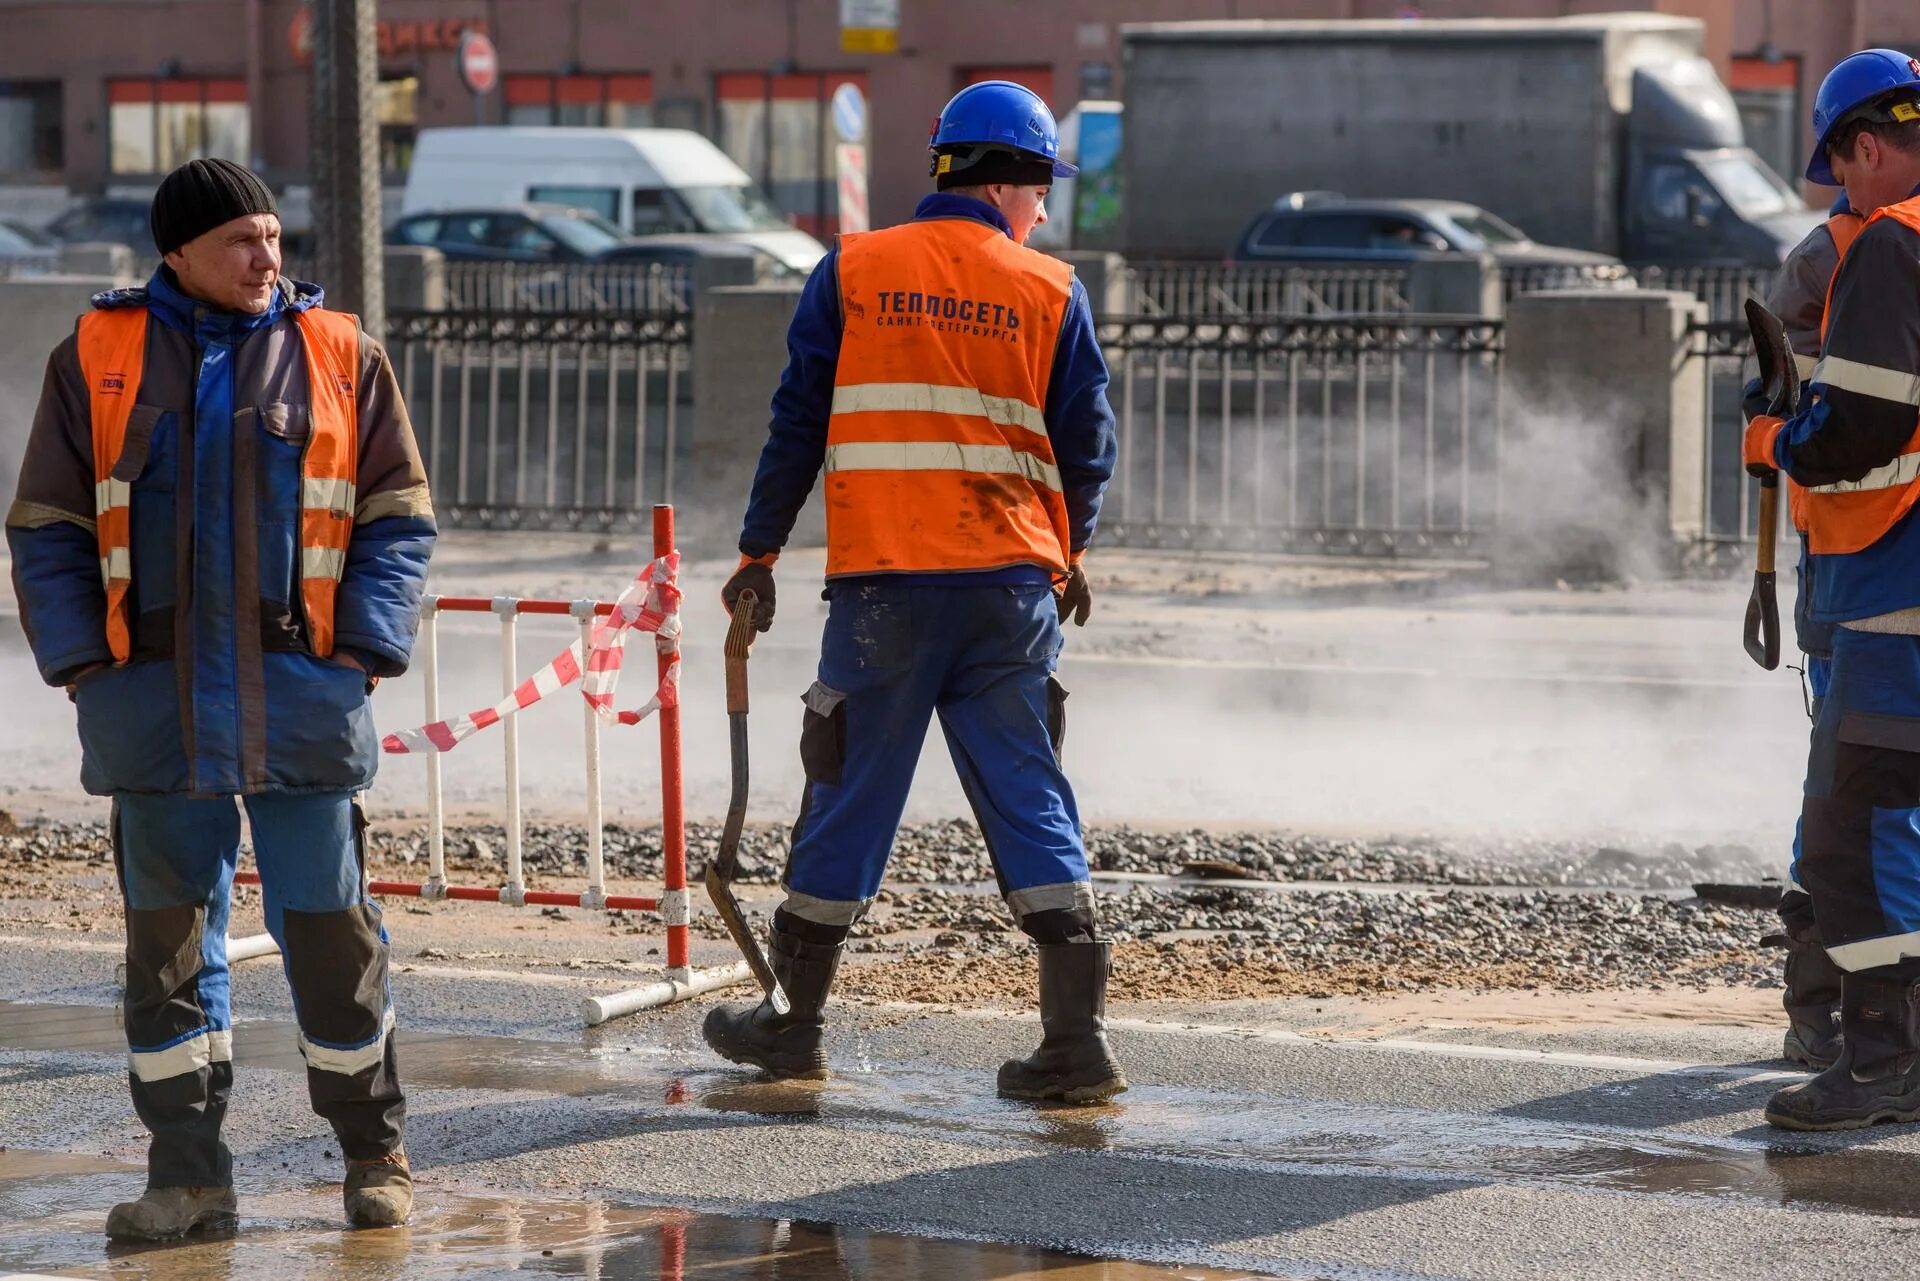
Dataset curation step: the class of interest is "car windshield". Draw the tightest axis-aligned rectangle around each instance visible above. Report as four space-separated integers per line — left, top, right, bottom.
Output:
1 220 56 248
1698 153 1799 220
0 224 39 254
676 184 789 234
1445 210 1530 248
539 211 630 256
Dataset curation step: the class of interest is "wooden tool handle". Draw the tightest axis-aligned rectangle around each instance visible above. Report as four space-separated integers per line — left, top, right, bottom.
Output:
1756 477 1778 576
724 590 756 715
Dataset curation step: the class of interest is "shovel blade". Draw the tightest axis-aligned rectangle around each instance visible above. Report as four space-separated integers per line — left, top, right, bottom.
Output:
1744 570 1780 670
704 863 790 1015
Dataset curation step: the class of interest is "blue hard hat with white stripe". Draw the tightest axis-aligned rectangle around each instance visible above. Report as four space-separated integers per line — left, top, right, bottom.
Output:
930 80 1077 178
1808 48 1920 184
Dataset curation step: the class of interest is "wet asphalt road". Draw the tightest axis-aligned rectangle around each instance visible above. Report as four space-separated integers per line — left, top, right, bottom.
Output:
1 934 1918 1281
0 536 1885 1276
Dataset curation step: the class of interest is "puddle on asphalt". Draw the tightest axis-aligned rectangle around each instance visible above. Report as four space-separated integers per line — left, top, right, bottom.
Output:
0 1149 1289 1280
4 1001 1919 1229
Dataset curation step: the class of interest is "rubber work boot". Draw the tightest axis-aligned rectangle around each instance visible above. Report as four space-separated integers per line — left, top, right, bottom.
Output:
343 1149 413 1227
1766 929 1843 1070
104 1185 237 1242
702 927 843 1080
1767 969 1920 1131
998 942 1129 1103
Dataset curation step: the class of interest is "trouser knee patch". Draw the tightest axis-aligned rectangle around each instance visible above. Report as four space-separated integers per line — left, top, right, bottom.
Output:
282 904 387 1045
1046 676 1068 758
124 902 206 1011
798 682 847 786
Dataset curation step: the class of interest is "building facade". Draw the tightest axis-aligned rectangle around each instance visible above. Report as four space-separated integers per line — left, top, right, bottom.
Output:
0 0 1905 234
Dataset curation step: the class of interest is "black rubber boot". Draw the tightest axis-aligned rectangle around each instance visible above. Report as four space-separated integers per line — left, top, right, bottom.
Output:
1766 927 1843 1070
1767 967 1920 1131
997 942 1128 1103
702 926 842 1080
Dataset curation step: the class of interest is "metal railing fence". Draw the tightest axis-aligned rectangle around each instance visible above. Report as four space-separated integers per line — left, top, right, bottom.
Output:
387 309 692 530
1096 316 1504 556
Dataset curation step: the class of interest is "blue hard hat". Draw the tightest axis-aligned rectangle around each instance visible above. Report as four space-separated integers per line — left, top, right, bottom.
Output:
1808 48 1920 184
929 80 1077 179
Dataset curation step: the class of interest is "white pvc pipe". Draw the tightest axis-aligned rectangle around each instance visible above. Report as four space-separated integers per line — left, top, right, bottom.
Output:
576 602 606 910
113 932 280 990
580 961 754 1026
422 600 446 898
496 597 526 906
226 932 280 964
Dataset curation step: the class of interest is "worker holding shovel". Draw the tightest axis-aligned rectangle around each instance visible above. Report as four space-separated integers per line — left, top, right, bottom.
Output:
1746 54 1912 1074
701 80 1124 1103
1745 51 1920 1130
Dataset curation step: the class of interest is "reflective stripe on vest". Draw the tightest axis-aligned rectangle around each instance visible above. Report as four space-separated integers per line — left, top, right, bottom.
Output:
827 219 1074 576
76 304 361 660
1803 199 1920 555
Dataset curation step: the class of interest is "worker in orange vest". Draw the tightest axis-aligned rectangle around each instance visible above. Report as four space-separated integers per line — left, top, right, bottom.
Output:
6 160 433 1233
1748 62 1886 1072
703 81 1123 1102
1745 51 1920 1130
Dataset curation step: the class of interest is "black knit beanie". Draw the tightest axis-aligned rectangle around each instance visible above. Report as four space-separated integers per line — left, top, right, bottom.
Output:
150 158 278 256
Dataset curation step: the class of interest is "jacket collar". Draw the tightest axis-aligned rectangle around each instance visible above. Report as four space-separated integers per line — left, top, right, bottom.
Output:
140 268 324 338
912 192 1015 240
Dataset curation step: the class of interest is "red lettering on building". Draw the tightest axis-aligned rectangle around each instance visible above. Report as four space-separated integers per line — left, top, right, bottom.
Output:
289 8 489 67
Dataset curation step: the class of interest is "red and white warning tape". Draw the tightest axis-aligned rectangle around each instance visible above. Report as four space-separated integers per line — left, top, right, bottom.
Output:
381 555 683 755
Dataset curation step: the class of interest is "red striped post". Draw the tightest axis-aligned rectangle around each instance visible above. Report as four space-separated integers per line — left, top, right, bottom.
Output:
654 504 690 977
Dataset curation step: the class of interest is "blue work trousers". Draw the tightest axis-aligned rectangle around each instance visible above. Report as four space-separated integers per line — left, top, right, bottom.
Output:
779 581 1093 937
115 790 404 1187
1799 630 1920 972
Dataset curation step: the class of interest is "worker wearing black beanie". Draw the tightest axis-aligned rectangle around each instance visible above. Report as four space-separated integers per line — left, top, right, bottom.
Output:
150 157 278 257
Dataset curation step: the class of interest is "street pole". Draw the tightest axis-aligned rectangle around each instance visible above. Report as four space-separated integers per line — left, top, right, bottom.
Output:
310 0 385 338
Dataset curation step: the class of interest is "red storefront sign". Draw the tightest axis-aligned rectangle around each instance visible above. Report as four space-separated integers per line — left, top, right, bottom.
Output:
289 8 490 66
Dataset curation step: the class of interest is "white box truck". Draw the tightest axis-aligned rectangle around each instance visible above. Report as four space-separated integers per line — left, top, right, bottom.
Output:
401 127 827 273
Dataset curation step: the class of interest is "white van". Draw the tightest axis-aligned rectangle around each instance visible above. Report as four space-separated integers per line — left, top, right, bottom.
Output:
401 127 826 273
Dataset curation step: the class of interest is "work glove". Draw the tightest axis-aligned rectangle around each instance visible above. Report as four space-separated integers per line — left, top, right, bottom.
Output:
1055 562 1092 627
1744 414 1784 478
723 556 777 632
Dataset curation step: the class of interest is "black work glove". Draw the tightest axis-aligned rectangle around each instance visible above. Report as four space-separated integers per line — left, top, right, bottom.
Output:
1055 563 1092 627
723 560 776 632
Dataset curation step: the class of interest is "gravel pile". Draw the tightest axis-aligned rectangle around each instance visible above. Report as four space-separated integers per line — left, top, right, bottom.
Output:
0 811 1780 999
0 811 1776 894
849 883 1776 988
366 818 1774 893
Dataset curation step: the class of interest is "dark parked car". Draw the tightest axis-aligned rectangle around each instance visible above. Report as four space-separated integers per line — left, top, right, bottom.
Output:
1230 193 1629 284
596 234 779 274
0 220 58 273
44 197 153 249
0 218 58 249
388 205 635 263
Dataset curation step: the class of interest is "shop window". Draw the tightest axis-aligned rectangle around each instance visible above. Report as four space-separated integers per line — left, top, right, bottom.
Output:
505 74 652 128
378 75 418 175
0 81 62 176
714 71 867 238
109 78 248 175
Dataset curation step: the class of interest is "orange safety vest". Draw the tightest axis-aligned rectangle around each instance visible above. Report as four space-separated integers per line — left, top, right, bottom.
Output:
1787 208 1869 534
826 218 1075 577
1801 198 1920 556
77 305 361 661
